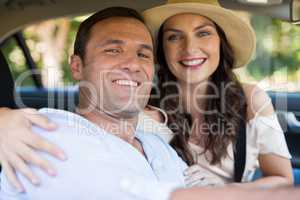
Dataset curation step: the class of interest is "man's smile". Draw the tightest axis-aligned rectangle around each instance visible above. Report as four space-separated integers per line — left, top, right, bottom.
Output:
113 79 140 87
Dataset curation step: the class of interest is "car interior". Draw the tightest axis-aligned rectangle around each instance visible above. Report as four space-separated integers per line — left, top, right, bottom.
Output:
0 50 15 108
0 0 300 186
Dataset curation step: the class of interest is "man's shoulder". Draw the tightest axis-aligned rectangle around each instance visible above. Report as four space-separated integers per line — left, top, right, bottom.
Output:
38 108 90 127
32 108 116 159
136 130 177 159
136 130 168 146
36 108 105 138
136 130 188 183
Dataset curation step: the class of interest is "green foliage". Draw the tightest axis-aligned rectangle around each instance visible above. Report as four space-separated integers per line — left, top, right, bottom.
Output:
247 15 300 80
1 38 35 86
61 19 81 85
2 14 300 89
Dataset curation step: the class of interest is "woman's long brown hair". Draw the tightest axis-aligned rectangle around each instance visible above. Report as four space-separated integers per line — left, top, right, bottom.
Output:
149 22 247 166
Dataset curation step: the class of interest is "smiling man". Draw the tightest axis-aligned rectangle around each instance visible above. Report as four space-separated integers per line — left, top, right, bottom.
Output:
0 7 186 200
71 10 155 140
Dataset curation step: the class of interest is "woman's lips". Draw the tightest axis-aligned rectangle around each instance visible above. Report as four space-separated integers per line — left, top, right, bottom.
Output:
179 58 207 69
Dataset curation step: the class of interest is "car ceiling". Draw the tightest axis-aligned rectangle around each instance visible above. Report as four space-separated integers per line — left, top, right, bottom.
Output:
0 0 166 43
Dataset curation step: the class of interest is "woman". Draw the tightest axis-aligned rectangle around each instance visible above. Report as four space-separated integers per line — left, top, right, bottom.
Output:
0 0 293 191
141 0 293 188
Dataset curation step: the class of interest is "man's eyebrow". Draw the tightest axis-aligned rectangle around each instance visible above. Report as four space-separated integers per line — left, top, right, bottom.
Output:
97 39 124 47
140 44 153 52
97 39 152 51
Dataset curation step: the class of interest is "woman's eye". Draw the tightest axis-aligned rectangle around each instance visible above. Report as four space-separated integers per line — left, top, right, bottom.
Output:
167 34 181 42
196 31 211 37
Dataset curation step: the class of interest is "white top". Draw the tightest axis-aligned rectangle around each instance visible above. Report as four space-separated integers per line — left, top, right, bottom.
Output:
137 110 292 184
0 108 187 200
137 106 174 142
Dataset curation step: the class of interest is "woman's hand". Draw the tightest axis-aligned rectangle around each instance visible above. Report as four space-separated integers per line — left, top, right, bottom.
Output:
0 107 67 192
184 164 224 187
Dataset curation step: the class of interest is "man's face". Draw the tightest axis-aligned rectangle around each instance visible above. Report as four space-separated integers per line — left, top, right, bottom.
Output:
72 17 154 118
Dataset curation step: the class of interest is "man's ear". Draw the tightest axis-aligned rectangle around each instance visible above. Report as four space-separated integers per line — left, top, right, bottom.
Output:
70 55 84 81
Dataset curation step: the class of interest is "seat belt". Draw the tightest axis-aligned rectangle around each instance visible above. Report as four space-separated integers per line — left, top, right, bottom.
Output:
234 119 246 182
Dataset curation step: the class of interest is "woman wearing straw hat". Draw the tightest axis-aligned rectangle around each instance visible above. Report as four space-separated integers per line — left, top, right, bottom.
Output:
141 0 294 188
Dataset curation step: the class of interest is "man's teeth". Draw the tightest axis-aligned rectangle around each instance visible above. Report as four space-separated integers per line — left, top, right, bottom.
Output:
181 59 205 66
115 80 138 87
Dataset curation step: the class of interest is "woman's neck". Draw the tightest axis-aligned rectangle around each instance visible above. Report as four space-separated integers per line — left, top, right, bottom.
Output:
179 80 210 144
179 80 208 119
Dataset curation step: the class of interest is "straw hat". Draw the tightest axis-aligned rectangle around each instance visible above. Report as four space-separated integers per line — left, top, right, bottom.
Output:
143 0 256 68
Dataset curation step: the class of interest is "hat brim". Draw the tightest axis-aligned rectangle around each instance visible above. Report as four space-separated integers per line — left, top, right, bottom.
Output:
143 3 256 68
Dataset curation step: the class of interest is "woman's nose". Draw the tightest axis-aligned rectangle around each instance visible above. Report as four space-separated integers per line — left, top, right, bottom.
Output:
182 37 198 55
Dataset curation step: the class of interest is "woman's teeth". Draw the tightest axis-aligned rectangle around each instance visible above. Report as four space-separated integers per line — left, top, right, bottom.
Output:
115 80 138 87
181 59 206 67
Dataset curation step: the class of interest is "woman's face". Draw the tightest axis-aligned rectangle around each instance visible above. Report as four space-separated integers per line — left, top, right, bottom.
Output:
163 13 221 84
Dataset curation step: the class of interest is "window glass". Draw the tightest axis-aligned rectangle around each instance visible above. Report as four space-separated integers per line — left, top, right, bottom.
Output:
3 13 300 92
235 14 300 92
22 16 83 88
1 38 35 87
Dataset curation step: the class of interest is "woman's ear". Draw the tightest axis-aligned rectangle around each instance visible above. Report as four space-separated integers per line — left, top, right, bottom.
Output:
70 55 84 81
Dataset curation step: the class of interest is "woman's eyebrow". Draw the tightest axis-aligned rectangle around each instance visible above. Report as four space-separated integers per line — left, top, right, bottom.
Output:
164 23 215 33
194 23 216 31
163 28 182 33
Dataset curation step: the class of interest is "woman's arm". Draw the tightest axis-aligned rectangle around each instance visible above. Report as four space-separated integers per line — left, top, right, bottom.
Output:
0 107 66 192
170 186 300 200
239 84 294 188
244 154 293 188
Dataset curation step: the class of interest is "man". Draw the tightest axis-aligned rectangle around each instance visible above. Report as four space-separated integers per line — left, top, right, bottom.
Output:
0 7 186 200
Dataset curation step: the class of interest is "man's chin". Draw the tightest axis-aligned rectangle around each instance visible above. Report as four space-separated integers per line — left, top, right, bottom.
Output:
103 98 148 119
117 110 140 119
113 105 142 119
100 102 138 118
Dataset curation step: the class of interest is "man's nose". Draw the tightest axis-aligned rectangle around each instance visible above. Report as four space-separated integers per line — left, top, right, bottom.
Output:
119 55 140 73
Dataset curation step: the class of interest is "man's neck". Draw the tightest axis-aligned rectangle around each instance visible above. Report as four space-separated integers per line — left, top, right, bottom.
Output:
77 108 139 144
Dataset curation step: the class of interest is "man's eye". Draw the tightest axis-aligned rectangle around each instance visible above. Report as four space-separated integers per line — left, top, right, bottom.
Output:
167 34 181 42
137 53 150 59
104 49 121 54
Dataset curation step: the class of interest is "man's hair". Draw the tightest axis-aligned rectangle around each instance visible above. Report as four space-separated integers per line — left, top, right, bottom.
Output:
74 7 145 60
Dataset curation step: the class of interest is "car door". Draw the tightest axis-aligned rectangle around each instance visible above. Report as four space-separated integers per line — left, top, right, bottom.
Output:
270 92 300 169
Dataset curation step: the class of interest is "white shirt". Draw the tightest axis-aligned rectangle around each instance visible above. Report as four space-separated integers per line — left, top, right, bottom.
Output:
0 108 187 200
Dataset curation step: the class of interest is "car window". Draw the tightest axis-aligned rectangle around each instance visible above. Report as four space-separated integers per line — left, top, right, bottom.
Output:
1 37 35 87
1 13 300 92
0 15 87 89
21 16 82 88
235 14 300 92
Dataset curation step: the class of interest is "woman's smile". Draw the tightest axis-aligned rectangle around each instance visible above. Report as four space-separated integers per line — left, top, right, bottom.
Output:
179 57 207 70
